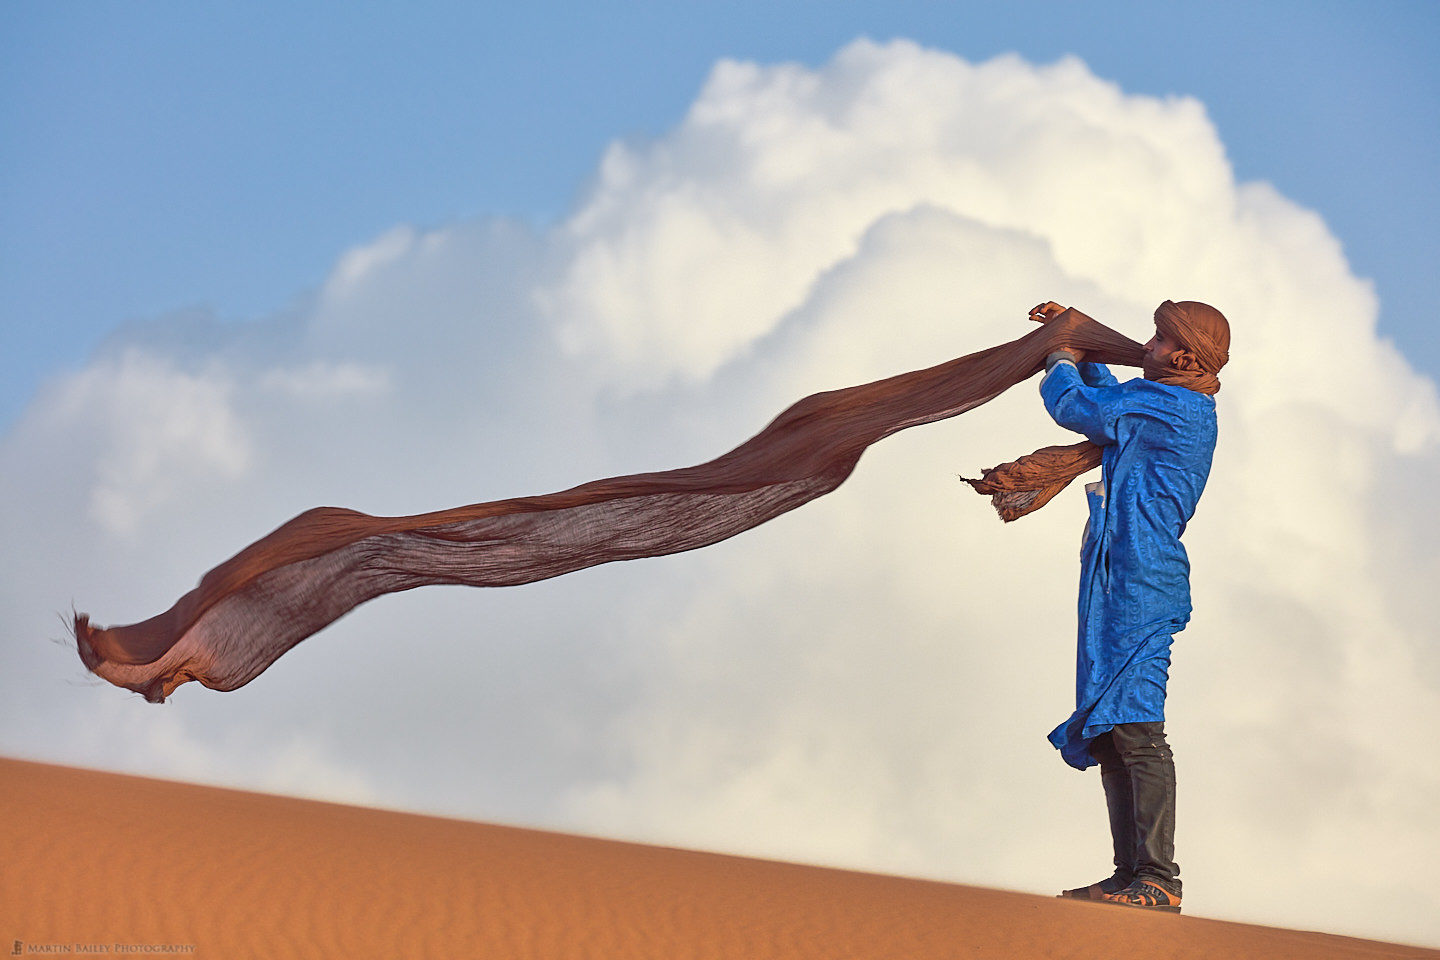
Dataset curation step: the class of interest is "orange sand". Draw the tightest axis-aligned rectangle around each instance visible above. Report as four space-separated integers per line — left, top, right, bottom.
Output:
2 756 1432 959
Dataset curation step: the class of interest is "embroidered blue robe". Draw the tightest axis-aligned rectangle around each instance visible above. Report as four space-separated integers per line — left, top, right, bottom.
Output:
1040 361 1218 770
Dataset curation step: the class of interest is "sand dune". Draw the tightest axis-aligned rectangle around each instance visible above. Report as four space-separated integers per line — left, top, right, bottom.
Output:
2 756 1431 959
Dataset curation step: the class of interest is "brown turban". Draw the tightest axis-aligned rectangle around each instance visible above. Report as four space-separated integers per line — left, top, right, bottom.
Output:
1143 300 1231 396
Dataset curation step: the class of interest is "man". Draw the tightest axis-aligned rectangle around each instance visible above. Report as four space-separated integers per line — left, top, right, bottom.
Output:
1033 299 1231 914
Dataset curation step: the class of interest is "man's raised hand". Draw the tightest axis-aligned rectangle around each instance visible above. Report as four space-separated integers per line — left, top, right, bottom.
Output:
1028 301 1068 324
1030 301 1086 364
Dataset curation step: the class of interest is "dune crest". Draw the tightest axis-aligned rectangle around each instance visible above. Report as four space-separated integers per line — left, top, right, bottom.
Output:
3 756 1433 959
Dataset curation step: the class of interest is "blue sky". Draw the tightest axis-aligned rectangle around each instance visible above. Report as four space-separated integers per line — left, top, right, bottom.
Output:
2 0 1437 428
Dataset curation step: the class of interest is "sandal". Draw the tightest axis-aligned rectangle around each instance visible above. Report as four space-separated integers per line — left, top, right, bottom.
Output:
1101 879 1182 913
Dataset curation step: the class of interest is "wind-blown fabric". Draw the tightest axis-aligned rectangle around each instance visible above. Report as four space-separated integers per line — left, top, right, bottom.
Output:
75 309 1144 703
1040 359 1219 770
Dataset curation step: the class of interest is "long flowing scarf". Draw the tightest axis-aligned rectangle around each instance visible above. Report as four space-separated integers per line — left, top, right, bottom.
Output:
75 309 1150 702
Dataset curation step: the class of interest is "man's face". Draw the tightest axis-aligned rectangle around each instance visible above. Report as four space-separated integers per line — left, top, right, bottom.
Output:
1143 327 1183 367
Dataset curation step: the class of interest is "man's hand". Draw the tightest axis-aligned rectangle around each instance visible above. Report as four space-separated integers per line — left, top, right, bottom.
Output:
1028 301 1068 324
1031 301 1086 363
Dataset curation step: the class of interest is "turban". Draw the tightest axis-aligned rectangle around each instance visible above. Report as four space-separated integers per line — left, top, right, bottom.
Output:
73 305 1204 702
1142 300 1231 395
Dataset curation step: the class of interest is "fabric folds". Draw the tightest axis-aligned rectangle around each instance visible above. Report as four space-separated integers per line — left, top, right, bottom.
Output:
75 309 1145 702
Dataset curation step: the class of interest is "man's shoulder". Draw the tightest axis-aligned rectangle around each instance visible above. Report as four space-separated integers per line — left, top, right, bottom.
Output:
1044 367 1217 425
1107 378 1217 440
1114 376 1215 408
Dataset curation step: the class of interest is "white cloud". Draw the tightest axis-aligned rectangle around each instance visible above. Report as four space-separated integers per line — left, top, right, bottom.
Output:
3 38 1437 948
23 348 252 534
258 361 391 400
323 224 419 297
56 695 381 807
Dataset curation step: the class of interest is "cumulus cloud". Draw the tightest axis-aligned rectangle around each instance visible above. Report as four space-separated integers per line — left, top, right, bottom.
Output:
257 361 391 401
20 348 251 534
2 38 1437 947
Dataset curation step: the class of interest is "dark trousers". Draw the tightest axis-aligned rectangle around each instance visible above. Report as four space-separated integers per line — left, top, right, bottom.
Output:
1089 721 1180 896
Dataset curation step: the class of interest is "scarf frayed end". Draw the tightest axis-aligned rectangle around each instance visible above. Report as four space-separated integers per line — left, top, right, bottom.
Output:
960 473 1066 522
961 440 1103 521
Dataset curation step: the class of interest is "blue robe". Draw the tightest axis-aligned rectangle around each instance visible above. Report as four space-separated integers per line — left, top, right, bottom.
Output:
1039 361 1217 770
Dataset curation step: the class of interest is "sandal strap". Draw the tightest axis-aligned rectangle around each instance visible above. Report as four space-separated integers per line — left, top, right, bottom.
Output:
1117 880 1178 905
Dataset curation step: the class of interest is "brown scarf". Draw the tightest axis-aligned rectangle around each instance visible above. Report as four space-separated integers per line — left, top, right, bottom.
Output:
74 306 1221 702
963 300 1230 521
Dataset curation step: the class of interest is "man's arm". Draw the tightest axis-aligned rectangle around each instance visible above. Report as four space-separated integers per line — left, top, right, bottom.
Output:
1034 301 1122 438
1040 361 1122 445
1078 361 1119 388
